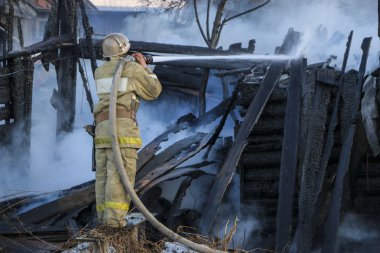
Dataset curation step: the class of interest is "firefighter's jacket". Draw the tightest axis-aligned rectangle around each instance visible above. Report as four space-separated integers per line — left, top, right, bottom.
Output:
94 58 162 149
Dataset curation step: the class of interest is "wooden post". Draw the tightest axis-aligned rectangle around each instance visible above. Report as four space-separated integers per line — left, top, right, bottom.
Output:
321 37 372 253
275 58 304 253
55 0 77 135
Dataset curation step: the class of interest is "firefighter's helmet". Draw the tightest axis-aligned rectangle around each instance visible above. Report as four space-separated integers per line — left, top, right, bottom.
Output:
102 33 131 58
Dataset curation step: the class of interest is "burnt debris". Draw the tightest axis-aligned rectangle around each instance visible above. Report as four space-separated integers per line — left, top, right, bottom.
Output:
0 0 380 253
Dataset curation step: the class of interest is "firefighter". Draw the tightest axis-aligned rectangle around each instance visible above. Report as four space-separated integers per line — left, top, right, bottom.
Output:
94 33 162 227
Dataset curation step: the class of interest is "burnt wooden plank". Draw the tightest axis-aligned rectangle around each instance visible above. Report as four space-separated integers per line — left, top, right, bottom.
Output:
275 58 304 253
0 222 66 234
41 0 59 71
0 34 74 62
136 132 214 192
137 133 206 181
314 32 353 204
137 97 233 171
295 82 333 253
199 62 286 234
167 176 194 229
18 185 95 224
80 38 253 59
140 162 213 196
138 167 204 195
154 65 203 90
321 37 372 253
293 32 353 253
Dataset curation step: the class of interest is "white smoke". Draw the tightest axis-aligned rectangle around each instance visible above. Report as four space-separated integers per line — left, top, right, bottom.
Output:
0 62 95 197
123 0 378 71
338 213 379 241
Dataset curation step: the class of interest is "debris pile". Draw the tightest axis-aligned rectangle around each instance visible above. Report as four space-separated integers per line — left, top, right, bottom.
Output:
0 0 380 252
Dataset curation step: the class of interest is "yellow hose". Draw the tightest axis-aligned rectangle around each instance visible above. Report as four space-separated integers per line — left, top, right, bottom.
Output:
108 59 226 253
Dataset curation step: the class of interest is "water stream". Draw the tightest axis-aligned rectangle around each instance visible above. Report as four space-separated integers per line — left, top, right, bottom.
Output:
152 54 294 63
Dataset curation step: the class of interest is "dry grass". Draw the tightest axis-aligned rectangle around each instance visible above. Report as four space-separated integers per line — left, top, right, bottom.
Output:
175 218 240 252
84 225 164 253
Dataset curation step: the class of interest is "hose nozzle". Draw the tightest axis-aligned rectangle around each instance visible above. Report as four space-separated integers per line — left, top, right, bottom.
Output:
125 54 153 64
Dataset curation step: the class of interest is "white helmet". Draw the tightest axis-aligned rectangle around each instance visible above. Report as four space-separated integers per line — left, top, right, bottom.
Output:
102 33 131 58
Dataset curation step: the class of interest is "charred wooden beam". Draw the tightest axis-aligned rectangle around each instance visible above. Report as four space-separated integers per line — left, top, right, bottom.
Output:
215 68 252 77
321 37 372 253
137 165 208 195
41 0 60 71
199 69 210 116
154 65 203 90
79 38 252 59
199 62 286 234
293 32 353 253
77 59 94 112
7 56 34 166
18 184 95 224
16 17 23 48
137 96 234 170
294 82 333 253
55 0 77 135
6 0 14 53
137 133 207 181
137 97 234 193
275 58 304 253
78 0 97 75
136 132 214 193
316 31 353 200
0 34 75 62
0 221 66 235
167 176 194 229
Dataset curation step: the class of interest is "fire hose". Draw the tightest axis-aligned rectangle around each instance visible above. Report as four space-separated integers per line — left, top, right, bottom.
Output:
109 58 226 253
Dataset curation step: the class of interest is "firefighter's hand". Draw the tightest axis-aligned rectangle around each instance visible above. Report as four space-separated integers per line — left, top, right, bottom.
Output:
132 53 147 68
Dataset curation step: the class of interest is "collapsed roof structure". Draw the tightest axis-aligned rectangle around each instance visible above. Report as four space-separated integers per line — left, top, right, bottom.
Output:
0 0 380 252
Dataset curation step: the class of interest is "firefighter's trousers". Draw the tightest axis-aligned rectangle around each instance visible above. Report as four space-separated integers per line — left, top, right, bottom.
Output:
95 147 137 227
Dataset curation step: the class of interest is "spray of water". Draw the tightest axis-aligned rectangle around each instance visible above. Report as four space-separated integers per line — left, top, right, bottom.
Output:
152 54 293 63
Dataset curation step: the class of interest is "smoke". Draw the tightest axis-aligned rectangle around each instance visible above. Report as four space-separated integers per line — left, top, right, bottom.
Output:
337 212 380 253
338 213 379 241
0 63 95 197
219 0 378 70
122 0 378 71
